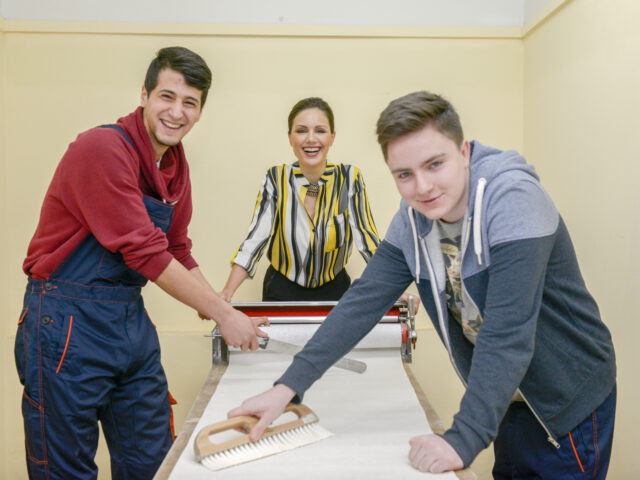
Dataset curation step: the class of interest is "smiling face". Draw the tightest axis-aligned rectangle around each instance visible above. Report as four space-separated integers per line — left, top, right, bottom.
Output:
387 125 470 223
141 67 203 160
288 107 336 175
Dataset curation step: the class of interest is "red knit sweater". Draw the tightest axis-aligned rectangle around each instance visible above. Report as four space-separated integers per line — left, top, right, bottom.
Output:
23 107 197 281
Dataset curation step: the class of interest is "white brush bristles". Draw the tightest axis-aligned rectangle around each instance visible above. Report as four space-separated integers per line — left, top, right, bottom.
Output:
200 423 333 471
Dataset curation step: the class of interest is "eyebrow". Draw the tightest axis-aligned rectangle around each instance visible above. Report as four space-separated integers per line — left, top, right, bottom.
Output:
293 124 330 129
390 152 446 174
158 89 201 105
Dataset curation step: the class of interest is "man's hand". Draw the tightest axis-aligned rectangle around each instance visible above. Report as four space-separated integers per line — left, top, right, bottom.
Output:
227 384 296 441
399 292 421 313
408 434 463 473
155 261 267 349
216 310 268 351
252 316 270 330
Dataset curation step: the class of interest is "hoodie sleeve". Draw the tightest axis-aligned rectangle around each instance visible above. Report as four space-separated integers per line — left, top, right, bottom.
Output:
276 240 413 399
442 173 559 466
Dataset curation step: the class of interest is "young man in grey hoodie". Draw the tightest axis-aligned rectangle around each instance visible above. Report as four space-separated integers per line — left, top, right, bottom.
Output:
228 91 616 478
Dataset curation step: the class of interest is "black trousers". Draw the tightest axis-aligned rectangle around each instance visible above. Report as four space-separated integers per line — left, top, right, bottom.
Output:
262 265 351 301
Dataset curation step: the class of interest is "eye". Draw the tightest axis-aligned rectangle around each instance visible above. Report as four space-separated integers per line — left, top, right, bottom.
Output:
429 160 443 169
295 128 307 134
396 171 411 180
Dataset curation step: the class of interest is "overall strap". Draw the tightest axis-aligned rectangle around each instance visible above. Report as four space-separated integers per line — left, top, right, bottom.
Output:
99 124 134 149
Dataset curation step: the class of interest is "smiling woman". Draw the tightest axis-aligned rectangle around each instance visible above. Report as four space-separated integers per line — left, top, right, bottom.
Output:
221 97 381 302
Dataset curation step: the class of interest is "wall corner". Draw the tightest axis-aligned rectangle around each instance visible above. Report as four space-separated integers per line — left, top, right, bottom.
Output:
521 0 571 38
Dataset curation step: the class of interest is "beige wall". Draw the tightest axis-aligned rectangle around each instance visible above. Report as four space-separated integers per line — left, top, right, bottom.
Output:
523 0 640 477
2 2 635 476
0 22 521 479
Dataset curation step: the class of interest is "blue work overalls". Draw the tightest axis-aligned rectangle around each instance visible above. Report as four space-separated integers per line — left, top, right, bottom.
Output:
15 128 177 480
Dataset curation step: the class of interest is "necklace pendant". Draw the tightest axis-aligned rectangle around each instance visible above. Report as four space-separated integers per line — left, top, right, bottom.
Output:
307 183 320 197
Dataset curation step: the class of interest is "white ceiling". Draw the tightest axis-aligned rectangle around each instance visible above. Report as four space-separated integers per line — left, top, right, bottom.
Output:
0 0 554 27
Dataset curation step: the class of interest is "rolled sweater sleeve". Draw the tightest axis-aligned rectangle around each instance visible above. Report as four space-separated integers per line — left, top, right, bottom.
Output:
57 129 173 280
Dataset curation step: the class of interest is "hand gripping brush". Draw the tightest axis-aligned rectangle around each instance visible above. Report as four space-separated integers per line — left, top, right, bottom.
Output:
194 403 332 471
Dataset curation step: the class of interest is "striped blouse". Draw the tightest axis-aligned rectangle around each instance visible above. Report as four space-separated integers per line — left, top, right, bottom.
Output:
231 162 380 288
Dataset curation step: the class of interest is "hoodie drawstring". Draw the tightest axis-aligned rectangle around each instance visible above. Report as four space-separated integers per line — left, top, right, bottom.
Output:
408 177 487 284
473 178 487 265
407 207 420 284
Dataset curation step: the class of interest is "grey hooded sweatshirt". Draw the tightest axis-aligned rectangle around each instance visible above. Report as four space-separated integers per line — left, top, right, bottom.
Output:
277 141 616 467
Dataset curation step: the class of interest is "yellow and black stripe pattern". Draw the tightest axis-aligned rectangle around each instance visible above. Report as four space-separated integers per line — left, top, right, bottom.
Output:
231 162 380 288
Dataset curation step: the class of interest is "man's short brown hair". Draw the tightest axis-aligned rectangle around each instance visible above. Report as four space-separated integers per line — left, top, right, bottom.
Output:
376 91 464 160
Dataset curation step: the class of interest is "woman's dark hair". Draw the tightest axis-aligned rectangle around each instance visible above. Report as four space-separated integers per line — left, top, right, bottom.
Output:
287 97 334 133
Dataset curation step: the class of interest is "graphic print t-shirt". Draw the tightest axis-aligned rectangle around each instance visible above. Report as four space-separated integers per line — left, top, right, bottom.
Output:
436 218 482 343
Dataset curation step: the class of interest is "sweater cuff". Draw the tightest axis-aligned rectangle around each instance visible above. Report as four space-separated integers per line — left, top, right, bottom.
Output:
138 251 174 281
178 254 198 271
442 426 485 468
274 357 324 403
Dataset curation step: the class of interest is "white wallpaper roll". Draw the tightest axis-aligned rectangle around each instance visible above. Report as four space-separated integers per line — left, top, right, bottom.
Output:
232 322 403 352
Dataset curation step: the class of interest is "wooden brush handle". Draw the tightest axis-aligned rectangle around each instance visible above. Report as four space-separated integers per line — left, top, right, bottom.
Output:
282 403 314 418
194 415 258 459
194 403 318 460
263 403 317 436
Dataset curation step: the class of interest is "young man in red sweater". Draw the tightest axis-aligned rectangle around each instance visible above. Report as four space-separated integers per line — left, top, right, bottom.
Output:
16 46 266 480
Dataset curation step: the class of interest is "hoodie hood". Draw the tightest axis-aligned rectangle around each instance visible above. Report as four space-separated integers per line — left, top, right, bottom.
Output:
116 107 189 204
408 141 539 236
389 140 542 282
466 141 539 217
